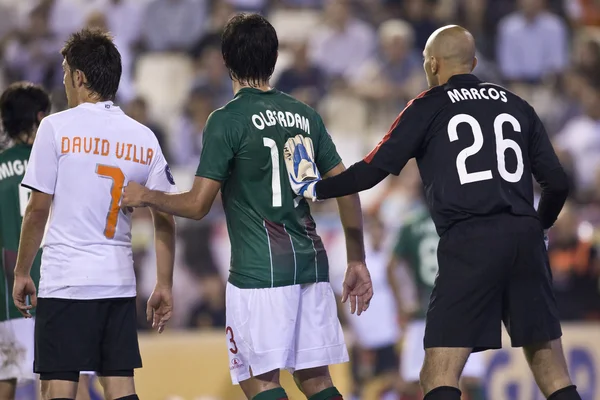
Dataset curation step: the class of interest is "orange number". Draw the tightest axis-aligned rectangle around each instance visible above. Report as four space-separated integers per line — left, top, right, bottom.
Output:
226 326 239 354
96 164 125 239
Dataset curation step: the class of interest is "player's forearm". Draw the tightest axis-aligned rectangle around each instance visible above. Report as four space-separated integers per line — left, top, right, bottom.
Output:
336 193 366 263
152 211 176 288
14 208 48 276
144 190 210 220
537 167 569 229
316 161 389 200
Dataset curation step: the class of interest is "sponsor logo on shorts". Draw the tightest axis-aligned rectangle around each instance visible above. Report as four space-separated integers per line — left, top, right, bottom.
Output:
230 357 244 371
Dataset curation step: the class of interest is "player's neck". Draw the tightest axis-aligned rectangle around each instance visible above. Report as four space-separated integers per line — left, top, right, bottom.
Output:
232 80 272 96
438 70 473 86
73 91 112 107
14 133 34 145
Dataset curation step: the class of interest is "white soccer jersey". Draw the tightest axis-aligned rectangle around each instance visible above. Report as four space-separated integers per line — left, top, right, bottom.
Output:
22 101 177 300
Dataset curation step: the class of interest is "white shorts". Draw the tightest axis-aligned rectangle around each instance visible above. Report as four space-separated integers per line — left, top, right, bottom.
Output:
401 320 485 382
0 318 35 382
225 282 349 384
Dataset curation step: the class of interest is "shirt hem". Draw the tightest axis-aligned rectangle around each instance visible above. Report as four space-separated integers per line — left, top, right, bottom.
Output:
228 275 329 289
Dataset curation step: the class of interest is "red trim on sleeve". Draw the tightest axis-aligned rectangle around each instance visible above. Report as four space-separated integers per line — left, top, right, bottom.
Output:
364 89 430 163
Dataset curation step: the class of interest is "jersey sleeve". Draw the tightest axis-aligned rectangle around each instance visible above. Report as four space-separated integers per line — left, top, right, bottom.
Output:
314 115 342 175
21 118 58 194
363 96 427 175
195 110 241 181
145 143 178 193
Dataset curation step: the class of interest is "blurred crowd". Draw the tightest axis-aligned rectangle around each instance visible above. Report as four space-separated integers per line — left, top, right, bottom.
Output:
0 0 599 330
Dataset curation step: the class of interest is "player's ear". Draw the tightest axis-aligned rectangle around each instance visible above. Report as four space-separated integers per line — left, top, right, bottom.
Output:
75 70 86 88
36 111 46 124
471 56 478 72
430 57 438 75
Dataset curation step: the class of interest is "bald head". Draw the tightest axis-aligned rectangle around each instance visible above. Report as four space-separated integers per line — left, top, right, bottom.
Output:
426 25 476 67
422 25 477 87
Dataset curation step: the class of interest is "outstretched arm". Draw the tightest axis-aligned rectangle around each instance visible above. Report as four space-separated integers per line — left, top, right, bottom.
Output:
122 176 222 220
324 163 373 315
315 160 389 200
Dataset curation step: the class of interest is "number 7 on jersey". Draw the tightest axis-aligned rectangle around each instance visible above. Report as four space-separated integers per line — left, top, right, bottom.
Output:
96 164 125 239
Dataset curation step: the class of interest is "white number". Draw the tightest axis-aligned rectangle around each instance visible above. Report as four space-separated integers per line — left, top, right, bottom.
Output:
448 113 524 185
19 186 31 217
494 114 524 183
418 236 439 286
263 138 282 207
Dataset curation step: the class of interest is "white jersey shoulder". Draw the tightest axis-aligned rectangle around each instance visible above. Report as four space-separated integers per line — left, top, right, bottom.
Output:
22 101 177 300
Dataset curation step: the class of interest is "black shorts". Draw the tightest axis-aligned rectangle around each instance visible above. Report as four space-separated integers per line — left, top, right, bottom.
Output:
34 297 142 375
424 214 562 352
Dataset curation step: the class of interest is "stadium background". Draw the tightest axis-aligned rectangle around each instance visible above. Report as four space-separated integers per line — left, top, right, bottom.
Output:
1 0 599 398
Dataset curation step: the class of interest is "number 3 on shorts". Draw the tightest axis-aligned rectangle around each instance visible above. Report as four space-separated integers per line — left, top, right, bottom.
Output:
96 164 125 239
226 326 238 354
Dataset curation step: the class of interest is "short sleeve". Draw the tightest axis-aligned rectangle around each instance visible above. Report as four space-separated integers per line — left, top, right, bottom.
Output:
195 110 240 181
145 144 178 193
314 115 342 175
363 96 427 175
21 118 58 194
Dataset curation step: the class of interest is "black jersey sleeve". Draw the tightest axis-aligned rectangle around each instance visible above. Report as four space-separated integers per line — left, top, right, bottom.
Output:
314 160 389 200
363 92 429 175
527 105 569 229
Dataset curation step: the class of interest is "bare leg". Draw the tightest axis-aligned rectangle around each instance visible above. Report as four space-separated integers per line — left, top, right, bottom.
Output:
419 347 472 395
293 366 334 398
40 380 78 400
0 379 17 400
75 374 92 400
523 339 574 398
239 369 281 400
98 376 135 400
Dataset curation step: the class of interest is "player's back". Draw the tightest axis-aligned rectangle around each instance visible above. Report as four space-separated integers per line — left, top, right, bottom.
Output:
0 144 41 319
22 101 173 299
197 88 341 288
414 74 555 235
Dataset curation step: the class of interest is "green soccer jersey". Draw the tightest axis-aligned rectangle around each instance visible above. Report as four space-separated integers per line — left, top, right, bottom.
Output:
0 144 41 321
196 88 342 289
393 207 439 318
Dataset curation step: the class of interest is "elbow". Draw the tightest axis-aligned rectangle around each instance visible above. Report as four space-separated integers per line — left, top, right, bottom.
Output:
191 203 210 220
547 168 570 198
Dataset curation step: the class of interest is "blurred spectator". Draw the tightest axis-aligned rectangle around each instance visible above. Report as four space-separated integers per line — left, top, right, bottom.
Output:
141 0 208 53
275 40 326 108
308 0 377 81
402 0 439 50
572 35 600 76
126 97 172 163
171 88 214 166
84 10 137 103
548 202 600 320
351 19 425 127
187 274 226 328
45 0 86 41
565 0 600 26
191 45 232 108
496 0 569 83
86 0 144 102
555 79 600 199
3 5 61 91
190 0 235 58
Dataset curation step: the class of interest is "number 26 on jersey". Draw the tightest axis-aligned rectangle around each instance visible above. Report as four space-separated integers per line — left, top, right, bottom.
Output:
448 113 524 185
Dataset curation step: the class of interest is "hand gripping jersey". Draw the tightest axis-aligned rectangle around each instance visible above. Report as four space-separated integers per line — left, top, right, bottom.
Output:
22 101 177 300
196 88 342 289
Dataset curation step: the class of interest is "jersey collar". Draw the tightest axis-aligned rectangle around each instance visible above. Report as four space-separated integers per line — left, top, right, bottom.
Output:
235 87 277 98
447 74 482 85
78 101 121 112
